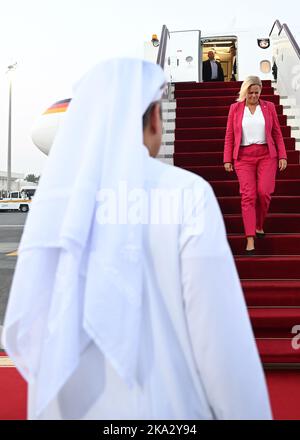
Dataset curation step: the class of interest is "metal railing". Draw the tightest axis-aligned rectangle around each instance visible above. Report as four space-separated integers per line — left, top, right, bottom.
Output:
270 20 300 61
269 20 282 37
156 25 170 69
279 24 300 62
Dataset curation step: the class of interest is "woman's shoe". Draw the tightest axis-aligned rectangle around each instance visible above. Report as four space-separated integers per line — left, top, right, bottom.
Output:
245 248 256 255
256 231 265 239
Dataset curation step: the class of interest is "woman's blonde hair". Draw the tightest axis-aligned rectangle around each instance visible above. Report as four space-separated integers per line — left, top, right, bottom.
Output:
237 76 262 102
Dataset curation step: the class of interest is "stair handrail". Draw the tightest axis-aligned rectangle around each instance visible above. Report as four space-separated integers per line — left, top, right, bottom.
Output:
280 24 300 62
269 20 300 62
156 25 170 69
156 25 171 99
269 20 282 37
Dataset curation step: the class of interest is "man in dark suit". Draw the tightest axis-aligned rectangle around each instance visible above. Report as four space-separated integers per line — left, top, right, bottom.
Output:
202 51 224 82
230 46 237 81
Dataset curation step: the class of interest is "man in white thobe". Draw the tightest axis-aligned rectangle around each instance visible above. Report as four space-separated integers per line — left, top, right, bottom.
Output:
2 59 272 420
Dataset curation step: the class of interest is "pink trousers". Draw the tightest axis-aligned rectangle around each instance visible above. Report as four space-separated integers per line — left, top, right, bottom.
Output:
234 144 278 237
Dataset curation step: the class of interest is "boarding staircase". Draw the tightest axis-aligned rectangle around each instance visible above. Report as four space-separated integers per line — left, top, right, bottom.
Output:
169 80 300 420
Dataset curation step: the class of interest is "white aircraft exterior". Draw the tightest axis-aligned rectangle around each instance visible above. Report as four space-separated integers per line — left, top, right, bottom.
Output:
31 19 300 155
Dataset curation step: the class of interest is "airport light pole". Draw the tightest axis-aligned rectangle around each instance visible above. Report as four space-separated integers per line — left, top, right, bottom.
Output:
6 62 17 195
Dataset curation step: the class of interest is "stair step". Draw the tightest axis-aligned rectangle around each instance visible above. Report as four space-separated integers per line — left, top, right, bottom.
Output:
182 164 300 181
175 114 287 128
174 80 272 90
176 95 280 108
243 280 300 306
235 256 300 279
224 213 300 234
175 125 290 139
209 179 300 196
218 195 300 214
265 370 300 420
174 150 299 167
257 339 300 363
174 137 295 152
249 309 300 338
176 104 284 117
175 87 274 98
228 234 300 256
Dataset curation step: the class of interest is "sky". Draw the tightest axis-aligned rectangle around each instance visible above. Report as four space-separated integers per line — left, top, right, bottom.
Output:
0 0 299 176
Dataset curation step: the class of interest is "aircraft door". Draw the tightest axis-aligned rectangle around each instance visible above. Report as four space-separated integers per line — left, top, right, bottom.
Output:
166 30 201 83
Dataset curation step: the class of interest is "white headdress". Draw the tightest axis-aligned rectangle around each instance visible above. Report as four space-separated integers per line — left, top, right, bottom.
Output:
2 58 165 417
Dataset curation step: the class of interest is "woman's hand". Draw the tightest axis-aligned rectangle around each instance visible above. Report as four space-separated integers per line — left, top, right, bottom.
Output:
224 162 234 172
279 159 287 171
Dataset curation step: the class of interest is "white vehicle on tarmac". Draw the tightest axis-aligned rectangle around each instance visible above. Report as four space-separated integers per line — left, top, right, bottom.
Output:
0 191 31 213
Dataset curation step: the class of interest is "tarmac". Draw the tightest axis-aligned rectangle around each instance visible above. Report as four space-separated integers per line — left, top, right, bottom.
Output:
0 212 27 350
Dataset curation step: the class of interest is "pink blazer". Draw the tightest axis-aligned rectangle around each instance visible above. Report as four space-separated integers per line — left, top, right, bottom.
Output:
223 99 287 163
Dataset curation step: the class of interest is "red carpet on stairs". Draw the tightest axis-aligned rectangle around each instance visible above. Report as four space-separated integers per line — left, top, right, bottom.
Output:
266 371 300 420
1 80 300 420
0 353 26 420
176 104 284 118
174 80 300 420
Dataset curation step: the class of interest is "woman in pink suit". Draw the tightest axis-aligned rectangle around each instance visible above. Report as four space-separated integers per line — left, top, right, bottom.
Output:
223 76 287 254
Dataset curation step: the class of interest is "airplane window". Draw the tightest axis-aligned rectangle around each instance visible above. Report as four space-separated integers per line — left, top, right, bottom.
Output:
260 60 271 73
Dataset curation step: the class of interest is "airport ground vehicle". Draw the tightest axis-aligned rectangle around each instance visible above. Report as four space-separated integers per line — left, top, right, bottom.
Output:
0 191 31 212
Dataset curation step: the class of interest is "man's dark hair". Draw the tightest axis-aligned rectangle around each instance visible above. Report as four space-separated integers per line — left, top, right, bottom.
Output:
143 101 162 130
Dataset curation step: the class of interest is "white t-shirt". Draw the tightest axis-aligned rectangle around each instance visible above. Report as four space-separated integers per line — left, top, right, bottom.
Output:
241 105 267 146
